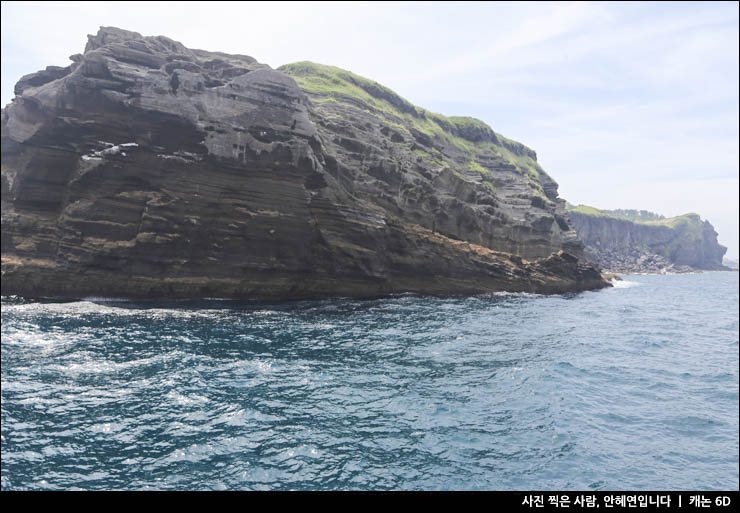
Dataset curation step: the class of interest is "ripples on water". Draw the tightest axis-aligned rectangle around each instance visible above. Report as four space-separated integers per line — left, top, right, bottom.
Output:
1 273 738 490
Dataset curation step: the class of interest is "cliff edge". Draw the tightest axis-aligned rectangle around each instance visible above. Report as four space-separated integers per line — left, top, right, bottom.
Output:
567 205 728 273
1 27 608 299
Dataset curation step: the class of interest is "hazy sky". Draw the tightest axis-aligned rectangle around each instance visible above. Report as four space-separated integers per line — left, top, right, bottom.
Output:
2 1 738 258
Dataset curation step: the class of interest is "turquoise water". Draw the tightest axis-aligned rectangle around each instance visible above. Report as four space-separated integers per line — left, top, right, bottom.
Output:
1 272 738 490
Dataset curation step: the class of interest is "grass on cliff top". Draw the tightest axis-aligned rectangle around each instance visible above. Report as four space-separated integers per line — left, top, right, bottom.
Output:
567 204 613 218
601 208 665 222
567 203 702 229
278 60 547 184
447 116 493 133
641 214 704 242
279 62 397 108
641 213 701 229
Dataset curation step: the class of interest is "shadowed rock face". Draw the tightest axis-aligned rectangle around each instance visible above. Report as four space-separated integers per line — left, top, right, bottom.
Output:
568 211 728 273
1 27 608 299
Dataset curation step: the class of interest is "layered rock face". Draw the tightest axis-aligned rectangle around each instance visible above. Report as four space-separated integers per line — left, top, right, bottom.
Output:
568 207 728 273
1 27 608 299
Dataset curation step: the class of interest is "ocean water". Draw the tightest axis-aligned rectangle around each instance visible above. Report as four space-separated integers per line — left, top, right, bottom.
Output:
1 272 738 490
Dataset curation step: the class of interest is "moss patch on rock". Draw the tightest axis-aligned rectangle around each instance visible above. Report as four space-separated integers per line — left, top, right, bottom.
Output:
279 60 552 198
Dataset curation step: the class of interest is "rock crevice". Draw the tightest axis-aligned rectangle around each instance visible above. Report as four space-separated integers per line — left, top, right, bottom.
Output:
1 27 609 299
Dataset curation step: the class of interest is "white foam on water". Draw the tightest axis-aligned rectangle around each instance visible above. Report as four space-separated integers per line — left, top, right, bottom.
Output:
2 300 230 321
610 278 640 288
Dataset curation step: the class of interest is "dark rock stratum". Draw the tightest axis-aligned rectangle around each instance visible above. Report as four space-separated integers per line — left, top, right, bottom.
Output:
1 27 609 299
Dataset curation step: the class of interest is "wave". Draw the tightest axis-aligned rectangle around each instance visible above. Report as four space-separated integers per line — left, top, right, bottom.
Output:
610 279 640 288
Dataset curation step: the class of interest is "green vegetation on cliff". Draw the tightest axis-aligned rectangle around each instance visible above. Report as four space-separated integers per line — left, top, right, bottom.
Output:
567 203 701 231
640 213 704 243
602 208 665 222
567 203 726 270
566 203 613 218
279 61 548 193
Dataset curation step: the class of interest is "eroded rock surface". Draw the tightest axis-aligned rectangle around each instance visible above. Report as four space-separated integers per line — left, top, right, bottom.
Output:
568 207 729 273
1 27 608 299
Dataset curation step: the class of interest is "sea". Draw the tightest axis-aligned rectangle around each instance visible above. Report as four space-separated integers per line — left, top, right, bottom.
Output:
1 272 738 490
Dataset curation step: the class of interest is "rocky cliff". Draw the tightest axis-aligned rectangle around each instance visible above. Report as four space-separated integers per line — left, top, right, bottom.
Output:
567 205 728 273
1 27 608 299
723 257 739 270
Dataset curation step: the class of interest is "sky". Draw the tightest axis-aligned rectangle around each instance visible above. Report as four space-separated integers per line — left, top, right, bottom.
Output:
2 1 738 258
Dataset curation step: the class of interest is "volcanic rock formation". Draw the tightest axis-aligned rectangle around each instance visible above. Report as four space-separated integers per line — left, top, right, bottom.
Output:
1 27 608 299
567 206 728 273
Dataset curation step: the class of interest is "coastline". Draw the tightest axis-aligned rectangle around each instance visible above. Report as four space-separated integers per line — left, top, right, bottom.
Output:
603 268 736 276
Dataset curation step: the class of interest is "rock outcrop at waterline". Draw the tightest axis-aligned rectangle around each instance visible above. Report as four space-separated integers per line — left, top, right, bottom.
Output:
567 206 728 273
1 27 609 299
